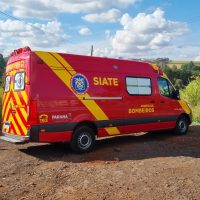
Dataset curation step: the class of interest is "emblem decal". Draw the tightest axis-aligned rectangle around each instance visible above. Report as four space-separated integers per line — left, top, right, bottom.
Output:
39 114 49 123
71 73 89 95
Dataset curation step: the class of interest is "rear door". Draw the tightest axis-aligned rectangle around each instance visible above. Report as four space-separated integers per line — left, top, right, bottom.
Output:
2 58 29 138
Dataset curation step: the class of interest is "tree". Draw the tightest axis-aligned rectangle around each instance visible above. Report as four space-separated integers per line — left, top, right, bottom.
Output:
0 54 6 84
163 62 200 89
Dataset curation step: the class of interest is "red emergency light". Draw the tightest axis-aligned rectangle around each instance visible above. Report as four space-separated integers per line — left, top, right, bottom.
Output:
10 46 31 56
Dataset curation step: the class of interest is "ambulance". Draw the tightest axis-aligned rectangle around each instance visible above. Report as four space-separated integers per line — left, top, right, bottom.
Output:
0 47 192 153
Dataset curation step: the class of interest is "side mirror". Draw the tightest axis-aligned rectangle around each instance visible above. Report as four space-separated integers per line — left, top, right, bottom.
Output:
172 90 180 100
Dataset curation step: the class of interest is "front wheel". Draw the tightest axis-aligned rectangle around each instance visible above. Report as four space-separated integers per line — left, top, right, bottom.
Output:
70 126 95 153
174 115 189 135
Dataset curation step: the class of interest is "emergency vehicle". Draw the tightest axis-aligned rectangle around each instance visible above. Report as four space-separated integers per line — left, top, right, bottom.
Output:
0 47 192 153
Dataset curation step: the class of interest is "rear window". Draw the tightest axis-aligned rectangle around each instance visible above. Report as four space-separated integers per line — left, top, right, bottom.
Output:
5 75 11 92
14 72 25 91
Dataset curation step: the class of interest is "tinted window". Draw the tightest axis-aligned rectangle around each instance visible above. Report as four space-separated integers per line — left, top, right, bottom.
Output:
158 77 175 97
126 77 151 95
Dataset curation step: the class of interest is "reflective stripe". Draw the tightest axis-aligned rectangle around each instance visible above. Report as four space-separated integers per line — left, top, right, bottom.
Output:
2 69 28 136
35 51 120 135
178 100 191 114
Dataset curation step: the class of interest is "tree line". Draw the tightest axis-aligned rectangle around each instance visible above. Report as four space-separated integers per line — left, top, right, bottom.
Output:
162 61 200 89
0 54 6 84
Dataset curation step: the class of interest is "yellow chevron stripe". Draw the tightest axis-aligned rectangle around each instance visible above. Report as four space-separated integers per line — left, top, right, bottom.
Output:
14 112 26 135
178 100 191 114
2 69 28 136
4 97 13 123
13 91 27 121
4 81 15 121
8 114 21 135
2 71 15 115
2 91 7 103
35 51 120 135
21 91 28 104
52 53 76 74
2 92 9 116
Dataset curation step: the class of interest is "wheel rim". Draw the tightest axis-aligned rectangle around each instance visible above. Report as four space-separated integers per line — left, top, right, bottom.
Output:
178 120 187 133
78 132 92 150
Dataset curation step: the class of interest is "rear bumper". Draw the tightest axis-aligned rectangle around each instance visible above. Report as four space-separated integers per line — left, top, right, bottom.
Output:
0 132 29 144
1 123 74 144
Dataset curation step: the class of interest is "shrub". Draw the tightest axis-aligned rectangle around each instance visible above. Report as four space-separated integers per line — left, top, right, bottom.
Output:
181 76 200 122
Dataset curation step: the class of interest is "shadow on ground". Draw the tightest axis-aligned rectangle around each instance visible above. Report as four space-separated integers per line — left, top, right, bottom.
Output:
19 126 200 163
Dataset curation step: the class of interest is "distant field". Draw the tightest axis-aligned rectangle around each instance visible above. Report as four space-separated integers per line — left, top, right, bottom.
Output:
167 61 200 69
170 61 200 64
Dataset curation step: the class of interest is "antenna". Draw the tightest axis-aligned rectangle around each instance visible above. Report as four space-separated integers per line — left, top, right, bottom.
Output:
91 45 94 56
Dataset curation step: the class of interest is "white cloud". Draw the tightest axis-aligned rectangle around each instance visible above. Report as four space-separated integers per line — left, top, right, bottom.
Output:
194 53 200 61
82 9 121 23
0 0 140 19
0 19 67 55
79 27 92 36
111 8 188 55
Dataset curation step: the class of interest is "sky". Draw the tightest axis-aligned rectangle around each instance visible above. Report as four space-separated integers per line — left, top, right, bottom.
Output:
0 0 200 61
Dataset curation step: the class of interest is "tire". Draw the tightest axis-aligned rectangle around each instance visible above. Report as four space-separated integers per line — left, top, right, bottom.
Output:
70 126 95 153
174 115 189 135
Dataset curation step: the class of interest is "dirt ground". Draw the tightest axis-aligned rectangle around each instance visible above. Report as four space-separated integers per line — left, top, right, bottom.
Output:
0 125 200 200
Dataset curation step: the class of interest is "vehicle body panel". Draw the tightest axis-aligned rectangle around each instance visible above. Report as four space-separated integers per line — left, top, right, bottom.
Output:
1 47 192 144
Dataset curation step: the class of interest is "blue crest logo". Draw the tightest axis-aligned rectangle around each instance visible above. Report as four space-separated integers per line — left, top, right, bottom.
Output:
71 74 89 95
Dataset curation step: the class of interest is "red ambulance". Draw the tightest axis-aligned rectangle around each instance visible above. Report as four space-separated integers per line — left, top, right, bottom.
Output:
0 47 192 153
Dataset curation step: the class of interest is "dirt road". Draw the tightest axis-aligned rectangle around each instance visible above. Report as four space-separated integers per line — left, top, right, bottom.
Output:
0 126 200 200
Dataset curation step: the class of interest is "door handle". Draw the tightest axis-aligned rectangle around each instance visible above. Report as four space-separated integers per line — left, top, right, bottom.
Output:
160 101 165 104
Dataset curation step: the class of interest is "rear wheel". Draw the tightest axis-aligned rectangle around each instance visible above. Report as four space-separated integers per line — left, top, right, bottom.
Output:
174 115 189 135
70 126 95 153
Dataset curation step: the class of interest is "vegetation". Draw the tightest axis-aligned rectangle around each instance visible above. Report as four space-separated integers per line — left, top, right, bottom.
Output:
0 55 6 127
180 76 200 122
0 54 6 84
163 62 200 122
163 61 200 89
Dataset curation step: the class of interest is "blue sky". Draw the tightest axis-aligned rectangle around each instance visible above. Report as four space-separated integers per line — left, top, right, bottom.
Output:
0 0 200 60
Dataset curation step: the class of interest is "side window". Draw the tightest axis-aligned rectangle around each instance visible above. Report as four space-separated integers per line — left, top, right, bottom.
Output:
158 77 175 97
5 75 11 92
126 77 151 95
168 81 176 96
14 72 25 91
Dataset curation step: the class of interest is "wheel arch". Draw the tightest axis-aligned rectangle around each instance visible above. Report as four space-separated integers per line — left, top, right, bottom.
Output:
73 121 98 136
179 113 192 125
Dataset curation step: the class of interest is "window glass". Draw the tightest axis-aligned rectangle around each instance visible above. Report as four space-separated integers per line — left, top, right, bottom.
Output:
5 75 11 92
158 77 170 97
126 77 151 95
168 82 175 96
14 72 25 91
